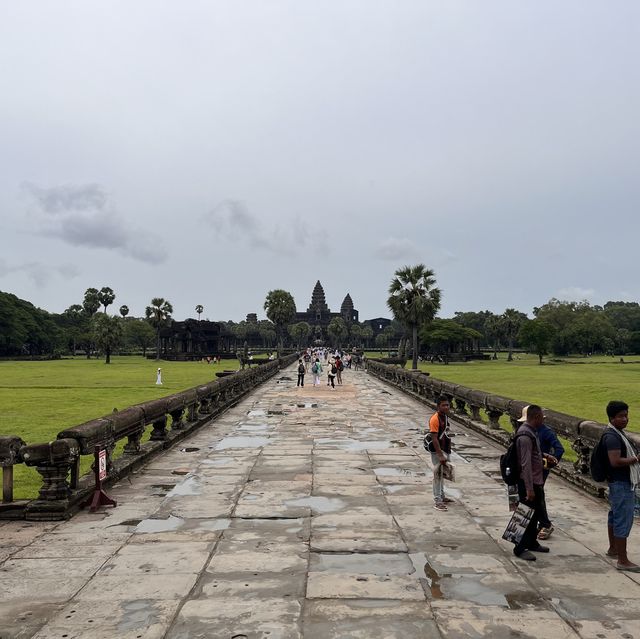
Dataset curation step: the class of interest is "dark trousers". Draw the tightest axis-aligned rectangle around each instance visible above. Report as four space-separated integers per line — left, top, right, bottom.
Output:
514 482 545 554
328 375 335 388
297 373 304 387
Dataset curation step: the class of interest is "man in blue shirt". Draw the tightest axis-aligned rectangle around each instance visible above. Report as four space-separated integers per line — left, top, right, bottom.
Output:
517 406 564 540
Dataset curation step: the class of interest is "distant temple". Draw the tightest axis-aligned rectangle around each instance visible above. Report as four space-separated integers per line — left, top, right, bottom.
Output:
294 280 359 327
158 280 387 358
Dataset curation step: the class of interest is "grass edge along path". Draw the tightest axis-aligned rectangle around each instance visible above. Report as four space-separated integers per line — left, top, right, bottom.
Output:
0 356 240 500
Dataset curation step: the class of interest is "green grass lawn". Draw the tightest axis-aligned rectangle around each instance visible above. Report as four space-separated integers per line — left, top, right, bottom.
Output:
0 356 239 499
412 353 640 430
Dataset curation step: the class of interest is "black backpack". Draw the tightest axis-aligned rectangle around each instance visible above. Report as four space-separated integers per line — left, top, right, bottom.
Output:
499 431 536 485
590 430 623 482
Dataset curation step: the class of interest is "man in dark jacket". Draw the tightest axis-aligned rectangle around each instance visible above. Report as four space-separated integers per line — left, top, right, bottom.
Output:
517 406 564 540
514 405 551 561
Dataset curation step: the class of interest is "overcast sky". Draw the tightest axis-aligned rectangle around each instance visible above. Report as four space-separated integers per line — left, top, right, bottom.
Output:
1 1 639 322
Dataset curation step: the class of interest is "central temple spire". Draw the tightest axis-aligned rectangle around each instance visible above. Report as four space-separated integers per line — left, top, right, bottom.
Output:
307 280 329 313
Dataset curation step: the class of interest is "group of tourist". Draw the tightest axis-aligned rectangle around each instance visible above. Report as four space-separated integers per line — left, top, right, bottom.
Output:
297 348 350 388
429 397 639 571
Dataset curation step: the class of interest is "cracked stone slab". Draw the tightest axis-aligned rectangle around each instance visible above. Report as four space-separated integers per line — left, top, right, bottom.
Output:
303 600 438 639
31 599 181 639
306 572 426 600
168 597 302 639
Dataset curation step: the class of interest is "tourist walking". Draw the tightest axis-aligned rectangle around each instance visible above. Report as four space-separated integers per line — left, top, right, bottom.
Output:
297 359 305 387
516 406 564 540
601 401 640 572
512 405 551 561
427 396 453 511
327 357 336 389
312 358 322 386
335 355 344 385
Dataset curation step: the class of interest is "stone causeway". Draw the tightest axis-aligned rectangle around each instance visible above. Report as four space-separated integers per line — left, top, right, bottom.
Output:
1 365 639 638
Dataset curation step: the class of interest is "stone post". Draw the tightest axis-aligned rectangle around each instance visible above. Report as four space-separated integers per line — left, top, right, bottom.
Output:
150 415 168 441
487 410 503 430
0 436 25 503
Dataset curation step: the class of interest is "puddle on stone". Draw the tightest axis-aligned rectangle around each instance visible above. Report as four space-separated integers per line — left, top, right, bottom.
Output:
384 485 406 494
180 447 200 453
390 440 407 448
165 475 201 497
247 409 266 417
373 467 414 477
445 487 462 498
118 599 160 632
315 438 392 452
294 403 318 409
237 424 270 432
111 518 142 528
284 496 346 513
135 515 184 533
214 436 270 450
411 555 519 606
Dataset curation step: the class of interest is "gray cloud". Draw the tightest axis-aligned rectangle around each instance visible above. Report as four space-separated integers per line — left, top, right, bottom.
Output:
22 182 108 214
22 183 166 264
206 199 322 256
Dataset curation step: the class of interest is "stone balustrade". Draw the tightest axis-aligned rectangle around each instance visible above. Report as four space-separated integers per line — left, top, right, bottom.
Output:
366 359 640 497
1 354 298 521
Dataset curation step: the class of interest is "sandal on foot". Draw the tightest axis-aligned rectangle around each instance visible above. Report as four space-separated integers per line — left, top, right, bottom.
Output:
605 550 618 557
537 526 553 540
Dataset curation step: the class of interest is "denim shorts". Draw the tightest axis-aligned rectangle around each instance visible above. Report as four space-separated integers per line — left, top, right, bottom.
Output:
608 481 636 538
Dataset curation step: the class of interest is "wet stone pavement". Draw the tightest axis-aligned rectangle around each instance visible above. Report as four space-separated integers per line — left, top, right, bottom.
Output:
1 366 640 639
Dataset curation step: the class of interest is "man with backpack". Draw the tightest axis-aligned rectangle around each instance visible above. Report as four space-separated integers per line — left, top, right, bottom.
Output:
597 401 640 572
311 358 322 386
516 406 564 540
512 405 552 561
297 359 305 387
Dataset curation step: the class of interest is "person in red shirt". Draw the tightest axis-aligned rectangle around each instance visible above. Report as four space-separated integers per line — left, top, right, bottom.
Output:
428 396 453 511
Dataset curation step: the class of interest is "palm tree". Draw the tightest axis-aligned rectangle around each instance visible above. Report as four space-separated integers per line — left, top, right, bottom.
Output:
92 314 123 364
387 265 441 370
288 322 311 349
119 305 129 318
195 304 204 321
500 308 526 362
83 288 100 317
484 314 502 359
98 287 116 313
264 289 296 354
327 317 348 349
145 297 174 360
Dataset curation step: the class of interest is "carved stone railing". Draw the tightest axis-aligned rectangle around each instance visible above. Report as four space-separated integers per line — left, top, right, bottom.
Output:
367 360 640 498
2 354 298 521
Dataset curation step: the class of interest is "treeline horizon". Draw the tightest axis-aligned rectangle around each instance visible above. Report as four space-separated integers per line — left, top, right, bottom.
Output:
2 287 640 359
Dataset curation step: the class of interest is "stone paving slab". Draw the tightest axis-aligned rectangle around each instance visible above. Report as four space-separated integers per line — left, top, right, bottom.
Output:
1 364 640 638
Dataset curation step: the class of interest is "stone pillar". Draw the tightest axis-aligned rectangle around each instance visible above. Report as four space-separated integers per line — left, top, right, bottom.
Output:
454 399 467 416
470 405 482 421
123 428 144 455
170 408 185 430
572 438 591 474
0 436 25 503
150 415 168 441
487 410 503 430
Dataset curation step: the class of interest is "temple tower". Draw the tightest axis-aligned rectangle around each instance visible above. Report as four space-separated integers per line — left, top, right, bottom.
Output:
307 281 330 320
